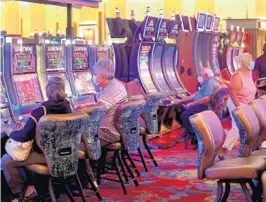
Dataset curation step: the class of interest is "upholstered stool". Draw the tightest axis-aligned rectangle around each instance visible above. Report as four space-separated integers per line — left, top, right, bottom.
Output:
190 110 266 202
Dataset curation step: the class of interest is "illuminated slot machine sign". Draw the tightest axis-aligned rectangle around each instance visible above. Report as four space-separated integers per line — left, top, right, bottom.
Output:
229 30 237 45
12 45 36 74
212 16 220 32
0 77 9 107
96 46 111 61
236 31 243 47
143 16 158 38
180 15 191 32
196 12 207 31
205 15 213 32
156 19 169 39
139 44 157 92
72 45 89 70
168 19 180 39
45 44 66 71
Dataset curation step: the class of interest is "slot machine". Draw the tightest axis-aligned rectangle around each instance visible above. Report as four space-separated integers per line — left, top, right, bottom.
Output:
193 12 207 76
210 16 221 75
163 13 188 98
66 42 97 109
3 42 44 125
226 25 237 75
38 43 72 102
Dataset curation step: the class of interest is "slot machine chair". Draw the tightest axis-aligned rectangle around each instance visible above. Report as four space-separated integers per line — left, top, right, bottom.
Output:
77 103 105 200
189 110 266 202
96 100 146 194
23 113 89 202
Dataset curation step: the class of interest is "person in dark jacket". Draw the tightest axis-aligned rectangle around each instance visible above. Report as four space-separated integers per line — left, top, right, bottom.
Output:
1 77 72 201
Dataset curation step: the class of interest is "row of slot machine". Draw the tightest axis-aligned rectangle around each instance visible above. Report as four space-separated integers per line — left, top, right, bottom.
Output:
226 25 246 76
0 39 113 131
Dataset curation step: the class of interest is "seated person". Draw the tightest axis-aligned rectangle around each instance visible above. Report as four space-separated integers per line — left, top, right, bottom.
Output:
176 68 221 147
92 59 128 146
1 77 72 201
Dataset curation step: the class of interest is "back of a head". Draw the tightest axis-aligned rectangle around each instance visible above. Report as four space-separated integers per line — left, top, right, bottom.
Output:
46 76 66 102
93 59 115 80
238 52 252 68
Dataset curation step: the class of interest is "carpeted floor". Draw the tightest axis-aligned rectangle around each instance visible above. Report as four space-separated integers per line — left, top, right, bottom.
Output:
82 119 246 202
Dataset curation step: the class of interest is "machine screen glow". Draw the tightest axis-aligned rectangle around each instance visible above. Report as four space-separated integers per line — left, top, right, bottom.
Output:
213 17 220 32
168 21 179 39
181 16 190 32
12 45 36 74
139 44 157 92
73 45 89 70
97 46 111 61
73 71 95 95
157 19 168 39
45 45 66 71
205 15 213 31
13 75 42 106
197 13 207 30
144 17 158 38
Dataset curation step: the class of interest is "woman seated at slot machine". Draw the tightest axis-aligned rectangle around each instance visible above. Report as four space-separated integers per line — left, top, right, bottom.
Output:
1 77 72 201
174 68 222 148
92 59 128 146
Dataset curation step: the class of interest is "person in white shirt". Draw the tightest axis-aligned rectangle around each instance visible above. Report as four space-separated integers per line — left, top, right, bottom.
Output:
92 59 128 146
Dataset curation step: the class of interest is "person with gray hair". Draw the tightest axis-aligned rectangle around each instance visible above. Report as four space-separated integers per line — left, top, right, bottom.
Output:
1 76 72 201
175 67 221 149
92 59 128 146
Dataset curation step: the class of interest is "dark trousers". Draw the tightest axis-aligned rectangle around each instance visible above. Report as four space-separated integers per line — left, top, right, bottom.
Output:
180 104 209 141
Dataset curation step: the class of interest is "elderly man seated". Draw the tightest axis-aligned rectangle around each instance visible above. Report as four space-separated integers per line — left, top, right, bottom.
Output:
92 59 128 146
175 68 222 149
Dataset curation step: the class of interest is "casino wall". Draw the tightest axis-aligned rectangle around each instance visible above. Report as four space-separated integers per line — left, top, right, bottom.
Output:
0 0 265 43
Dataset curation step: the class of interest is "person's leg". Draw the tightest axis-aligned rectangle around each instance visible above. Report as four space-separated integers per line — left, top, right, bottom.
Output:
180 104 209 142
99 127 121 146
1 152 46 195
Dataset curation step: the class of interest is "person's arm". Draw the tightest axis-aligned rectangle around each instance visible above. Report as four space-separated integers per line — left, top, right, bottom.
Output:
252 59 259 82
173 93 196 104
229 73 242 107
9 107 44 142
186 96 210 108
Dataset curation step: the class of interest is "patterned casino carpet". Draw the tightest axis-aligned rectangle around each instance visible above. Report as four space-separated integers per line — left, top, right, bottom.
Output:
82 119 245 202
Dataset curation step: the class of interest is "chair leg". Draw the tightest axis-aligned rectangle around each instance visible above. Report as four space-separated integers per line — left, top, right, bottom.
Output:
143 134 158 167
138 147 148 172
248 179 261 201
48 178 57 202
240 182 252 202
121 151 139 187
221 182 230 202
114 151 127 194
215 180 223 202
63 179 75 202
125 151 140 176
97 149 107 185
74 173 87 202
117 151 129 183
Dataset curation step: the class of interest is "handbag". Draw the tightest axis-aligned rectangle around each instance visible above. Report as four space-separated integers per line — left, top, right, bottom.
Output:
5 106 46 161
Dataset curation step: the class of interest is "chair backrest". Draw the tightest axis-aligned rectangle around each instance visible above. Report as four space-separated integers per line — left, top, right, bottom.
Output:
249 99 266 150
125 79 146 97
210 87 229 120
36 113 88 178
81 103 105 160
115 99 146 151
233 104 260 157
141 92 162 134
189 110 226 179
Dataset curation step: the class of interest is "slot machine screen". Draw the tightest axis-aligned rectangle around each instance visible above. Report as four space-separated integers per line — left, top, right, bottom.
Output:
181 16 190 32
168 20 180 39
13 74 43 106
143 16 158 38
73 71 95 96
212 17 220 32
12 45 36 74
197 12 207 31
205 15 213 31
139 44 157 92
236 32 243 46
47 73 72 97
72 45 89 70
96 46 111 62
230 31 237 44
45 44 66 71
0 77 9 107
157 19 169 39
